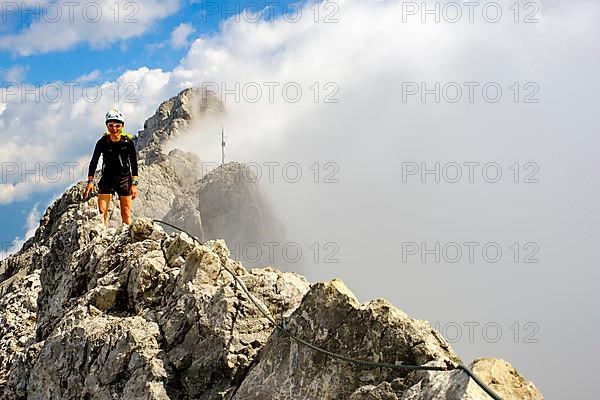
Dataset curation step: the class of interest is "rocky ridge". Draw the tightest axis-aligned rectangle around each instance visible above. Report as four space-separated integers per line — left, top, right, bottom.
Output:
0 87 544 399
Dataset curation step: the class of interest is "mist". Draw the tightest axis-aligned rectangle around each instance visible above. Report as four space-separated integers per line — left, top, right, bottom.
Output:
159 0 600 397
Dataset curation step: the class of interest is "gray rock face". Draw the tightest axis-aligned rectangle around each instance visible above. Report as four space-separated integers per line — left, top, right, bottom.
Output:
198 162 284 252
28 310 169 400
135 87 224 164
0 266 41 399
1 185 312 399
231 279 459 400
392 357 543 400
162 195 205 241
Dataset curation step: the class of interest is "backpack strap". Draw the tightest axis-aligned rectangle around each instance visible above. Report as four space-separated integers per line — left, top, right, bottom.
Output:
103 131 133 140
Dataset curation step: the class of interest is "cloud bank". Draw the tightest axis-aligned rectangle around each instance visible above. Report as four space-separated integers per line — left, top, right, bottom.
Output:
0 0 181 55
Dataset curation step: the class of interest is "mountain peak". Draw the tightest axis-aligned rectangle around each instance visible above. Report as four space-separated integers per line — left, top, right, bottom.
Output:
136 87 224 165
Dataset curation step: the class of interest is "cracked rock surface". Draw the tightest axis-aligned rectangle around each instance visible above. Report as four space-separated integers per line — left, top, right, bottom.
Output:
1 189 310 399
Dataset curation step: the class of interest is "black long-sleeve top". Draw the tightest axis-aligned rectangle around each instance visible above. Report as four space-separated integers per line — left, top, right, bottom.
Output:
88 135 138 179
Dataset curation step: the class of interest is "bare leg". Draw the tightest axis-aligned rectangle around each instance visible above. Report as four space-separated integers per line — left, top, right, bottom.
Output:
120 195 133 225
98 194 112 228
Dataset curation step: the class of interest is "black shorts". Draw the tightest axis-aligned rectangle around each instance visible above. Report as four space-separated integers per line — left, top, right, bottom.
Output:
98 175 132 197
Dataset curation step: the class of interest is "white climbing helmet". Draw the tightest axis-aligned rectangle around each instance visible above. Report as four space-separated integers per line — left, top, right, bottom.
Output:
105 108 125 124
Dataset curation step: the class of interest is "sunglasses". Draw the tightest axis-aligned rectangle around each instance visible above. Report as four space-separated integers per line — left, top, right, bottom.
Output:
107 123 123 129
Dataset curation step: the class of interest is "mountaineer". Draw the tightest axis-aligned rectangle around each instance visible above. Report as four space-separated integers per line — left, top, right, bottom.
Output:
84 109 138 227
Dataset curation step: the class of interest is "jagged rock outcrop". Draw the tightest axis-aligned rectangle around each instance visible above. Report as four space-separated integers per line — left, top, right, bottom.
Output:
1 184 311 399
231 280 459 399
198 162 284 249
0 266 40 398
390 357 543 400
135 87 224 164
28 311 169 400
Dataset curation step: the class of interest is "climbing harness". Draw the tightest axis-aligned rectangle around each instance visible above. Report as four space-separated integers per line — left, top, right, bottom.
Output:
152 220 503 400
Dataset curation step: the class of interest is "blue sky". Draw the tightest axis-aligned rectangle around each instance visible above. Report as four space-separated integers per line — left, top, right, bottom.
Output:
0 0 298 248
0 1 299 83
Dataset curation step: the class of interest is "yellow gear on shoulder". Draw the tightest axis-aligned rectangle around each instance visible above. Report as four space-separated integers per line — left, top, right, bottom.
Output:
103 131 133 139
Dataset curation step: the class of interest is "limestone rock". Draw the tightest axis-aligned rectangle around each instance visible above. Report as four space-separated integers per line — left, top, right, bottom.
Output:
135 87 223 164
0 188 544 399
162 195 204 241
397 358 544 400
231 279 459 400
0 266 41 397
469 358 543 400
349 380 404 400
156 237 310 399
198 162 284 256
27 309 169 400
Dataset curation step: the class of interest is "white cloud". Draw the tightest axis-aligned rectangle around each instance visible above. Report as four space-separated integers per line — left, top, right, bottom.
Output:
75 70 101 83
170 22 196 48
2 65 28 82
0 0 181 56
0 203 40 260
